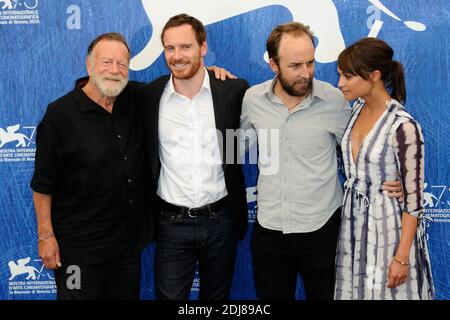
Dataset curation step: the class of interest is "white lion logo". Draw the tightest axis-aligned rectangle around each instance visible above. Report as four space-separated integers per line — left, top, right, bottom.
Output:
131 0 427 71
8 257 40 280
0 0 38 10
246 186 257 204
422 183 442 208
0 124 31 148
0 0 14 9
130 0 345 71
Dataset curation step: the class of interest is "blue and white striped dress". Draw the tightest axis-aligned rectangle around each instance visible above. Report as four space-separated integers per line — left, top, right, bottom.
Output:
334 99 434 300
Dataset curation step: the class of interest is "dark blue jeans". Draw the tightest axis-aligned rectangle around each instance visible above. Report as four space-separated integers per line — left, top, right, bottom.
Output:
155 206 237 300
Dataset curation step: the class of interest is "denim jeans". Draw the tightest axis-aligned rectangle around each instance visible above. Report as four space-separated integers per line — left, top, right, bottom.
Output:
155 206 237 300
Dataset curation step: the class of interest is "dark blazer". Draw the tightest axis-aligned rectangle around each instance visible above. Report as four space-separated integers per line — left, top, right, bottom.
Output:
137 70 249 240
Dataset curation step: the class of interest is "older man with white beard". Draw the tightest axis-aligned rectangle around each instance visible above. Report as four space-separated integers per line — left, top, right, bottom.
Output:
31 33 155 300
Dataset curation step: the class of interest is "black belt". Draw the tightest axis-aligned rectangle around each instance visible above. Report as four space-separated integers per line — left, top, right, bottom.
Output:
158 196 229 218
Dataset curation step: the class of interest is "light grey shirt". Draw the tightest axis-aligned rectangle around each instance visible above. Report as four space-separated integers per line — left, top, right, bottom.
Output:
240 77 351 233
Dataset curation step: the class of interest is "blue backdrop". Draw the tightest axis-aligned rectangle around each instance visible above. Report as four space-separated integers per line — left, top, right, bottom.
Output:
0 0 448 300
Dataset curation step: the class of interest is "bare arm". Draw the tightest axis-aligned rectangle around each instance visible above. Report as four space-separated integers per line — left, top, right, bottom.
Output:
387 212 417 288
396 213 418 262
33 191 61 269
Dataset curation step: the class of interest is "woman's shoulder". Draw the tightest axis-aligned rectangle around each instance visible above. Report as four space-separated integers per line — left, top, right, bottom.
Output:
382 100 423 140
393 113 423 141
387 99 419 124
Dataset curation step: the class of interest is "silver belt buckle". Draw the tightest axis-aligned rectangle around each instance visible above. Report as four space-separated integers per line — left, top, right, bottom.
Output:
187 207 197 218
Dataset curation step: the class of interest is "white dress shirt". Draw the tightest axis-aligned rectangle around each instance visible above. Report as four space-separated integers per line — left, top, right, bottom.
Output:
157 70 228 207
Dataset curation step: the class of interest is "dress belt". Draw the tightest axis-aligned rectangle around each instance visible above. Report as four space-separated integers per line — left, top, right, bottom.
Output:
158 196 229 218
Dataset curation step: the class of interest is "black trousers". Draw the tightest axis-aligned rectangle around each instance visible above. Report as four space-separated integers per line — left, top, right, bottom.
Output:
252 208 341 300
53 245 141 300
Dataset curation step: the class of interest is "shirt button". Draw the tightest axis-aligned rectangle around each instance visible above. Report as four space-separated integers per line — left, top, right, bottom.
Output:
117 134 122 139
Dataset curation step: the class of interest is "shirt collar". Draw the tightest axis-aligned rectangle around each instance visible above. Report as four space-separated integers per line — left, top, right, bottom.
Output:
166 67 211 99
310 78 328 101
73 77 99 113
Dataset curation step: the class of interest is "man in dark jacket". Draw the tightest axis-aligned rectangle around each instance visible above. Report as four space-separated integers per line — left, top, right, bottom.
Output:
138 14 248 300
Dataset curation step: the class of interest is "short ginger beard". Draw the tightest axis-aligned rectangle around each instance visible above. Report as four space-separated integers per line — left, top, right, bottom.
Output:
278 69 313 97
169 52 202 80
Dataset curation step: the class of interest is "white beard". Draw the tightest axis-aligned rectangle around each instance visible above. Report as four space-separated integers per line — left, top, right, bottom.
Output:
91 71 128 97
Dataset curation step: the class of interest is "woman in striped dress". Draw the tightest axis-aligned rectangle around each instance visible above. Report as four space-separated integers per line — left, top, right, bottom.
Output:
334 38 434 300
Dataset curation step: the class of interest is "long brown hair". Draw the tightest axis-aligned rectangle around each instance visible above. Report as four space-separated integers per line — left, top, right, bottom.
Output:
338 37 406 103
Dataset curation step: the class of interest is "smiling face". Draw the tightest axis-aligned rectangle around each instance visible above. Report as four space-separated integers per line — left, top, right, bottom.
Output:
337 68 374 101
87 39 129 98
162 24 207 80
270 34 315 98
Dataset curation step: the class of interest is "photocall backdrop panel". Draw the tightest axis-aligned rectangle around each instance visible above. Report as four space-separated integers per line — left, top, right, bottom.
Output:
0 0 448 300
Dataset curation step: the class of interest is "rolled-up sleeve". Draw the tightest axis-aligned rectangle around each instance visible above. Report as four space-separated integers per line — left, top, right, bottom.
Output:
393 120 425 217
30 108 60 195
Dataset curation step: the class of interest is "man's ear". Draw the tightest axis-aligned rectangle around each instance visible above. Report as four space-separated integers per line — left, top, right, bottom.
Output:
201 41 208 58
269 58 279 74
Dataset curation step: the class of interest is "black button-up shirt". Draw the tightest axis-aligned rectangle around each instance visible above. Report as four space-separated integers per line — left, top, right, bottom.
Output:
31 78 154 252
